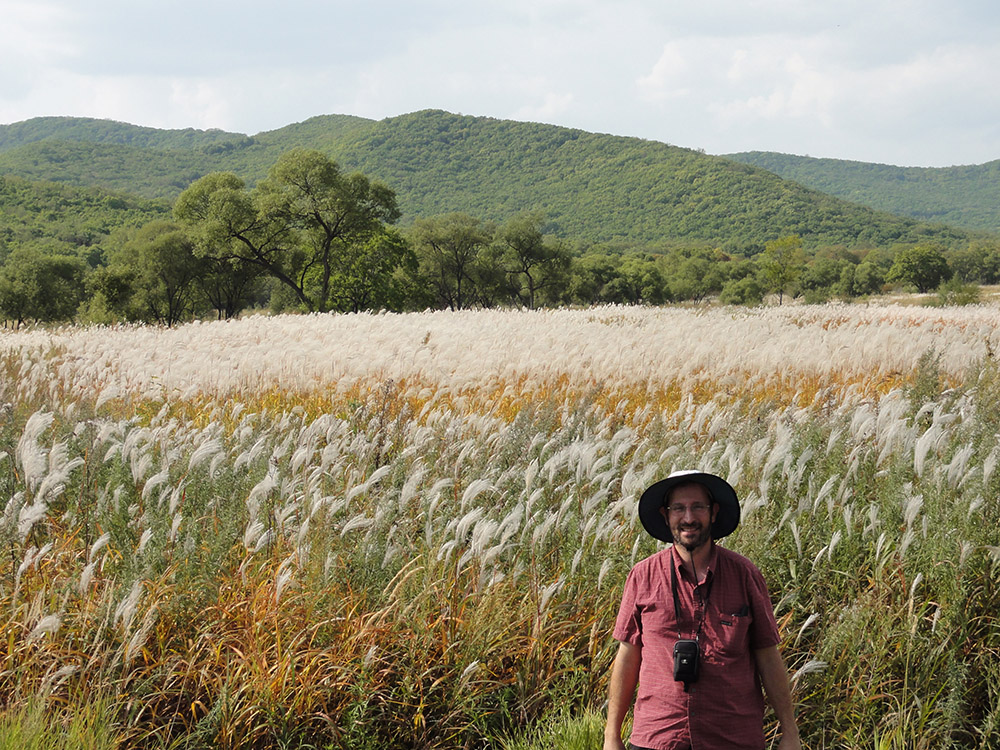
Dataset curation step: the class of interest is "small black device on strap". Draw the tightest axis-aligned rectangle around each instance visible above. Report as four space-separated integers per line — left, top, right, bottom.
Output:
670 560 712 691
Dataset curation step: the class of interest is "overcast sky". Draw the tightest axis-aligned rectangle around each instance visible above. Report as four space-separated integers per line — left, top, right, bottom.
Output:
2 0 998 167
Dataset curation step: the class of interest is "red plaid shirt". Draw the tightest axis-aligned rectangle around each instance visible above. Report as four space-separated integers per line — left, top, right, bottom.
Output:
613 543 781 750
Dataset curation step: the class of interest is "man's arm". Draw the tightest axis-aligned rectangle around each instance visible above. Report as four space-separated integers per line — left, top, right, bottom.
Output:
754 645 801 750
604 641 641 750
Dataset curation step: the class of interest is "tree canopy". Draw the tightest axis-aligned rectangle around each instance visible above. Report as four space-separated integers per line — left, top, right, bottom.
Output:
174 149 403 313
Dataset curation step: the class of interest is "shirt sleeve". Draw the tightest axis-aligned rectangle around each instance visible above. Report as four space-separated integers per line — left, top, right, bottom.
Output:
746 563 781 650
613 567 644 646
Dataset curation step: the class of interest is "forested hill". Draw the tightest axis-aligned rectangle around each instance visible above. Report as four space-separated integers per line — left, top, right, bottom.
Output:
0 110 977 249
325 111 968 249
0 116 246 151
0 174 170 259
726 151 1000 233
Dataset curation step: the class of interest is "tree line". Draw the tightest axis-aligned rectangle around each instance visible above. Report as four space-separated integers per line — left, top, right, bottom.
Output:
1 148 997 327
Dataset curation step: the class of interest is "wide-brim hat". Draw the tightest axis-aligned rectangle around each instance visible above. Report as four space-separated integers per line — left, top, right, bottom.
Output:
638 470 741 543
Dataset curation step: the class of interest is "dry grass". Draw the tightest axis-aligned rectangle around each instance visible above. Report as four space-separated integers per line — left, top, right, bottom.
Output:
1 304 999 748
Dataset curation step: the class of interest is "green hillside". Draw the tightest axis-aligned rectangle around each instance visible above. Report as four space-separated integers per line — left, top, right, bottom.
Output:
328 110 967 248
726 151 1000 232
0 116 244 151
0 174 169 259
0 111 979 248
0 114 375 200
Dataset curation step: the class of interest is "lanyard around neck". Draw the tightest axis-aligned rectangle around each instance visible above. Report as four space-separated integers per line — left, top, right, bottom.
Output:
671 553 713 638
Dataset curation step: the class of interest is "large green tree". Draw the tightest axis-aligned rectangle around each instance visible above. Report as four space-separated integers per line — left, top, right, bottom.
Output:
758 235 805 304
104 220 206 326
886 244 951 293
408 213 496 310
174 150 401 312
0 245 87 326
601 254 667 305
949 241 1000 284
667 248 727 302
496 213 571 309
197 254 265 320
330 227 415 313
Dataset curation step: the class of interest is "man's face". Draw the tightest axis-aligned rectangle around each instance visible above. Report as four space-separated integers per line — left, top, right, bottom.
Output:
660 483 718 552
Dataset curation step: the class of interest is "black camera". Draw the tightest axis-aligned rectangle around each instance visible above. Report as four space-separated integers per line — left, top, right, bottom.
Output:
673 638 700 687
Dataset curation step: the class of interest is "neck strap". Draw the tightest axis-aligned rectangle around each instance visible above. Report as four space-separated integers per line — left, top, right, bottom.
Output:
671 551 713 638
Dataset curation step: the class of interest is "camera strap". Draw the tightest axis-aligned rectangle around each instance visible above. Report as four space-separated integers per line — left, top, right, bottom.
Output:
671 555 713 640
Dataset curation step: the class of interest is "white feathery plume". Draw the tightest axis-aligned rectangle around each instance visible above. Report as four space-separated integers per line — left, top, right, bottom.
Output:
791 660 828 685
95 384 121 409
253 529 274 553
290 445 314 474
903 491 924 529
984 449 999 488
454 507 485 541
16 546 38 586
460 661 480 685
243 520 266 551
17 503 48 541
78 561 97 595
137 528 154 555
900 528 916 558
538 576 565 613
114 581 143 630
812 475 839 514
275 555 297 604
967 495 984 519
598 558 614 589
531 512 558 549
89 532 111 562
125 602 159 664
340 514 375 537
795 613 820 646
141 468 170 501
944 443 975 489
460 479 493 509
570 548 583 576
169 513 182 544
398 465 427 511
15 411 54 492
29 614 62 641
827 530 842 560
789 520 802 558
130 451 154 484
188 437 224 472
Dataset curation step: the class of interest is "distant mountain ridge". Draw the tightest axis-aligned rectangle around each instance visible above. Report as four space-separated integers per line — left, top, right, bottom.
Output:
0 115 247 151
0 111 986 248
725 151 1000 232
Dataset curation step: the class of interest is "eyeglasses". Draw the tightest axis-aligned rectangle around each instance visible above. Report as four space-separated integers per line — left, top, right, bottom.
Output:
664 503 712 516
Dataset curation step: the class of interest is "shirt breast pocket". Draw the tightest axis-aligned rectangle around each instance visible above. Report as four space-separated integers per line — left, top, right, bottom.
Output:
713 604 752 658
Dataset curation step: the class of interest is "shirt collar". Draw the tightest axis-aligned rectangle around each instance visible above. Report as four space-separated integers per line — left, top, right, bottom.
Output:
670 541 718 583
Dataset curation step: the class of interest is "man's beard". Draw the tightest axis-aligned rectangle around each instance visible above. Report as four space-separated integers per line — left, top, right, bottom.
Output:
673 521 712 552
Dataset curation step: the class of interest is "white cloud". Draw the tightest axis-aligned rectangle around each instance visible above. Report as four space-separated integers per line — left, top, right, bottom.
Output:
512 92 575 124
0 1 78 62
1 0 1000 165
636 43 692 102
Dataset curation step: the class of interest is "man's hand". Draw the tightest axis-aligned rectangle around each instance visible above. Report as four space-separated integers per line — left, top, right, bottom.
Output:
776 730 802 750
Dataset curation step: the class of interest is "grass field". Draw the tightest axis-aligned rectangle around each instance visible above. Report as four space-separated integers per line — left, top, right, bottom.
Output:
1 304 999 749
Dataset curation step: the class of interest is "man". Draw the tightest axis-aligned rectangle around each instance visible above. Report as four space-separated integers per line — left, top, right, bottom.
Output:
604 470 801 750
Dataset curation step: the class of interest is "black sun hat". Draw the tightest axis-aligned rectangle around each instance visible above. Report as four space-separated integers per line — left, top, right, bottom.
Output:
638 470 741 543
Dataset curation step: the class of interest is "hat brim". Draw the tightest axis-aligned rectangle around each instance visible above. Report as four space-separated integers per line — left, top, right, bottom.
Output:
638 471 740 543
